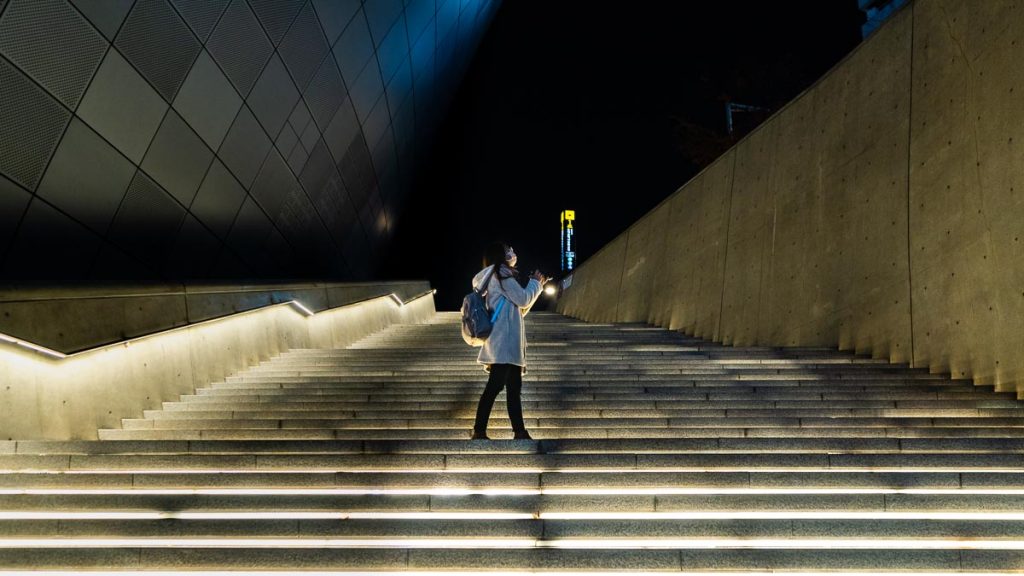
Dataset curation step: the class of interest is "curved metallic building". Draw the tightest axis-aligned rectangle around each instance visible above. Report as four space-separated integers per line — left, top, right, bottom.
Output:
0 0 499 281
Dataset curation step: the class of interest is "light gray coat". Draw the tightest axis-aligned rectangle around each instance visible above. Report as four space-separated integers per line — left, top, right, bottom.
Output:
473 265 543 370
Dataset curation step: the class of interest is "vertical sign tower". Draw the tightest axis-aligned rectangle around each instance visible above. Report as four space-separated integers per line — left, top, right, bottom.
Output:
561 210 576 272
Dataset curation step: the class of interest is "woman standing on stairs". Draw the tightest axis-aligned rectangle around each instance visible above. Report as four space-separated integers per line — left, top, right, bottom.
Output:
471 241 547 440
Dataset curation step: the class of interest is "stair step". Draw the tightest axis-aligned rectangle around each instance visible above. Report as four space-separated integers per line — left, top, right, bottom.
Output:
98 427 1024 441
6 452 1024 472
24 437 1024 455
0 547 1016 571
4 492 1024 514
6 311 1019 571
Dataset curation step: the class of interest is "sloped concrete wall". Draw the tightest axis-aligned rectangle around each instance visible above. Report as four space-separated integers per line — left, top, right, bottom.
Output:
0 281 430 353
0 286 435 440
559 0 1024 395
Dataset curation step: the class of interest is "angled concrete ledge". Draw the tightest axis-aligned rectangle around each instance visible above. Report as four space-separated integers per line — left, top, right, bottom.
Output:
0 282 436 441
0 281 430 354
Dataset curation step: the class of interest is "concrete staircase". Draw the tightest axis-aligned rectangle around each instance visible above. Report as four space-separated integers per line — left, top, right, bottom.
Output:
2 311 1024 571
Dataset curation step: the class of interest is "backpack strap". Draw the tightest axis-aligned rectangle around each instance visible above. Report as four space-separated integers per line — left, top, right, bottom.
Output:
490 296 506 323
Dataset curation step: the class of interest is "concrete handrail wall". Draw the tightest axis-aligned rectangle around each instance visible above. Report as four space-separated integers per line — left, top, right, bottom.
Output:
0 281 431 354
558 0 1024 396
0 281 436 440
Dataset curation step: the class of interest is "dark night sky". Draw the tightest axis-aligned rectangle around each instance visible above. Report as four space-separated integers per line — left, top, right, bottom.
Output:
383 1 866 310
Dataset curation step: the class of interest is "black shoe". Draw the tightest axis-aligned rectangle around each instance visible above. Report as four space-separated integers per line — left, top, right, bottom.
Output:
470 431 489 440
513 431 533 441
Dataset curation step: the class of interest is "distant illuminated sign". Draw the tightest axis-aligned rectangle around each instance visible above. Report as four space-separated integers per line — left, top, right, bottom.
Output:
561 210 575 272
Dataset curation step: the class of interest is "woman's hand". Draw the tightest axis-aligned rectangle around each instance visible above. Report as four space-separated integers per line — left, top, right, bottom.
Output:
531 271 548 285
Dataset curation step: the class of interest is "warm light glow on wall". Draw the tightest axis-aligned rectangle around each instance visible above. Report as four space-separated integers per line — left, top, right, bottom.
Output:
0 291 434 362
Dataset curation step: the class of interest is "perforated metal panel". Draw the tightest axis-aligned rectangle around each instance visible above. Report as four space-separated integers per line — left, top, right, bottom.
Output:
363 0 402 46
0 57 70 190
0 0 108 108
246 54 299 139
349 56 384 122
275 122 299 158
115 0 202 101
141 110 214 206
69 0 134 40
36 118 136 235
205 0 273 97
299 116 319 151
272 186 311 246
311 0 360 45
288 99 312 136
304 56 345 131
0 0 501 281
298 139 333 197
218 105 272 188
249 150 295 217
107 171 186 262
376 14 408 83
191 160 246 239
332 9 373 85
277 1 329 91
169 0 229 42
286 138 309 174
246 0 302 46
76 49 168 163
172 50 242 149
322 97 359 164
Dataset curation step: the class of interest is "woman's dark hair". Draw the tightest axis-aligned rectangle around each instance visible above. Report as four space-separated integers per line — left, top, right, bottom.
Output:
483 241 512 286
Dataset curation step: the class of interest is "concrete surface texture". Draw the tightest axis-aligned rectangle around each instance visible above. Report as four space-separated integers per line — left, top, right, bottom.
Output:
0 280 431 353
0 283 436 440
0 312 1023 570
558 0 1024 396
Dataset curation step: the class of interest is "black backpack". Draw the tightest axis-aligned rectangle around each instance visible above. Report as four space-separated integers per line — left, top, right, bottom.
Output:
461 265 506 347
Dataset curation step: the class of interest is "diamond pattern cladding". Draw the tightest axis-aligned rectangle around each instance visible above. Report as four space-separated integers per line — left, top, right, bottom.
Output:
108 171 186 263
0 0 108 108
304 56 346 131
205 0 273 97
169 0 230 42
0 58 70 190
69 0 134 40
246 0 303 46
277 1 328 91
115 0 202 101
0 0 502 282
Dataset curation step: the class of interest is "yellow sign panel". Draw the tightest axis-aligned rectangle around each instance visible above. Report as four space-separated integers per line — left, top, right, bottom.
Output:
564 210 575 221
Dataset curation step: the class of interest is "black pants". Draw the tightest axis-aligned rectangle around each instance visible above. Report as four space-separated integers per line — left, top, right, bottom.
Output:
473 363 526 434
